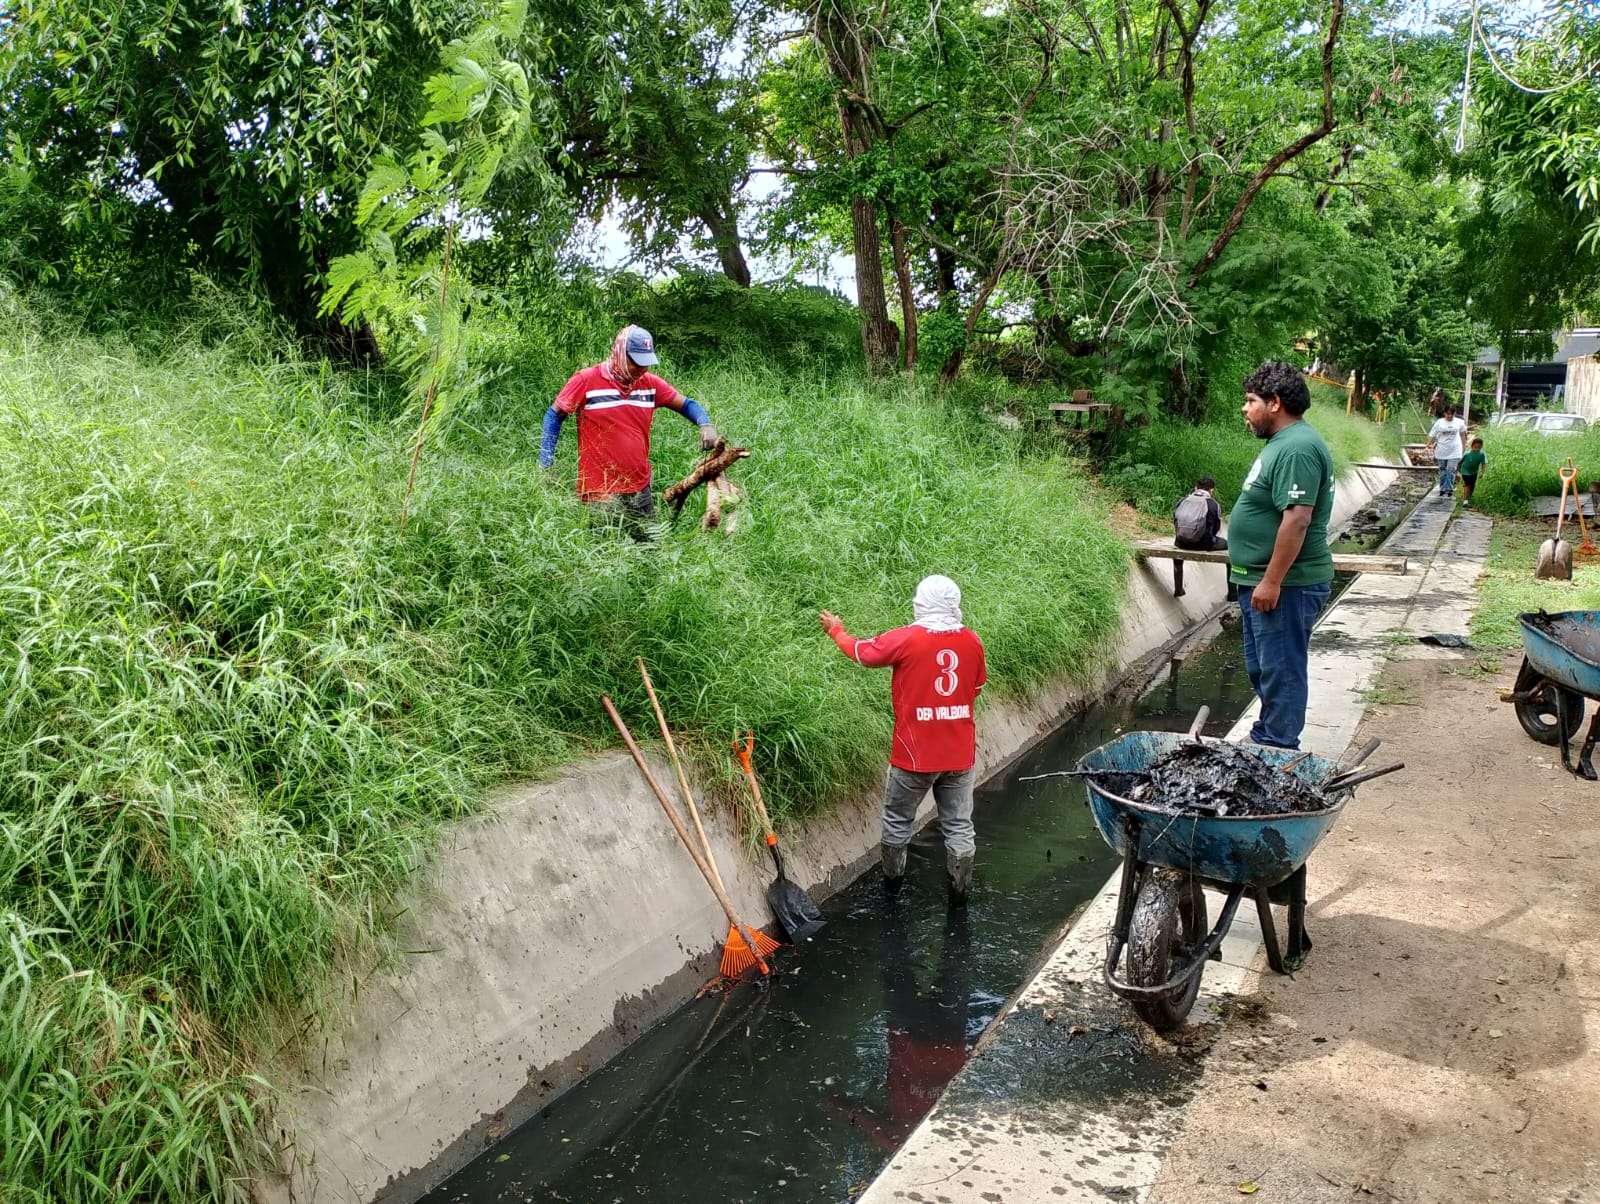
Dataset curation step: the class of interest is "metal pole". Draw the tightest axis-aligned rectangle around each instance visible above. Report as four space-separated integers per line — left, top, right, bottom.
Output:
1462 361 1472 425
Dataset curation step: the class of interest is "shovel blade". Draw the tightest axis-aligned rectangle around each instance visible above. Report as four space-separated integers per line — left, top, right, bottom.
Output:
1537 538 1574 581
767 876 825 943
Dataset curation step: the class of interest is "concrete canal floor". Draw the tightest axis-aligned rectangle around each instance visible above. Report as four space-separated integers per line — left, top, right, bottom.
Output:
862 496 1600 1203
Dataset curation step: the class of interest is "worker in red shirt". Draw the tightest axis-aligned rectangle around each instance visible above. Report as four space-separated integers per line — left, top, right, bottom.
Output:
819 575 987 903
539 325 719 534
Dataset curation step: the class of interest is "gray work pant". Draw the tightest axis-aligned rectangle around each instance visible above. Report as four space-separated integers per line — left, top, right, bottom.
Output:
881 765 976 857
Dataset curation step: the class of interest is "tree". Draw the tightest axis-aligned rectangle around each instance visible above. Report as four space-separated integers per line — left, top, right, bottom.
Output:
1455 5 1600 359
0 0 464 352
1318 181 1479 407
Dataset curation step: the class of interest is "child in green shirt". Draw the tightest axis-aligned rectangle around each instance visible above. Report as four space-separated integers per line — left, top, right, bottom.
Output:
1459 438 1487 508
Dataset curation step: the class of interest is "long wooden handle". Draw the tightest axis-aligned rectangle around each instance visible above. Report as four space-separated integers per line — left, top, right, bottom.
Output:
638 660 727 895
603 696 747 932
735 734 776 837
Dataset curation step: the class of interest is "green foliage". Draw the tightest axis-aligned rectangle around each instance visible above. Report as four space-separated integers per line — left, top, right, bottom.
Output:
322 0 538 524
0 0 469 328
606 273 863 370
1317 178 1479 403
1460 426 1600 518
0 301 1130 1198
1454 8 1600 358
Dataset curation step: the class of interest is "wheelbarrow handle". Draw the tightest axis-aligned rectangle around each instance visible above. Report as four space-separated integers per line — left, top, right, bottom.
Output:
1322 760 1405 793
1338 736 1381 774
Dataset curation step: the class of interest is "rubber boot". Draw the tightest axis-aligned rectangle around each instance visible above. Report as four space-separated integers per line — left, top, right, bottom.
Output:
946 852 974 906
881 842 907 894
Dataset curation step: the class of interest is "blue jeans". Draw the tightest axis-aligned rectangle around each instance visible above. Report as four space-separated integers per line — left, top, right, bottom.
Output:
1238 583 1330 749
1436 458 1460 495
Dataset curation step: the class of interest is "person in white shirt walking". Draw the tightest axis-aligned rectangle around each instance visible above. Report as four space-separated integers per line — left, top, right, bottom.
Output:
1427 404 1468 500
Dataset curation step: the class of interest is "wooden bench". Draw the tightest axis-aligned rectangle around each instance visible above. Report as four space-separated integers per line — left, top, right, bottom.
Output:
1048 391 1123 444
1131 539 1409 598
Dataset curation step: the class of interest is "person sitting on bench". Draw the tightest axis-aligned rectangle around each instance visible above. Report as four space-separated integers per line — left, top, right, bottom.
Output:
1172 476 1237 600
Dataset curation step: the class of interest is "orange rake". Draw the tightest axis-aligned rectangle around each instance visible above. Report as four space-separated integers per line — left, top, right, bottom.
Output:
603 695 777 978
636 660 782 978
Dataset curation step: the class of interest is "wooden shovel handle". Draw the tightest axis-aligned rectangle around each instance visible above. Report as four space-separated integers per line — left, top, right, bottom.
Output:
734 733 777 842
638 659 726 895
602 696 768 974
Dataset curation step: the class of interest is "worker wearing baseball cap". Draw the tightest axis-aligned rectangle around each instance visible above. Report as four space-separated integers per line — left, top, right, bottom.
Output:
540 325 719 534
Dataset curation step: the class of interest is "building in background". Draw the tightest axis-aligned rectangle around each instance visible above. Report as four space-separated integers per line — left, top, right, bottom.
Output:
1475 328 1600 415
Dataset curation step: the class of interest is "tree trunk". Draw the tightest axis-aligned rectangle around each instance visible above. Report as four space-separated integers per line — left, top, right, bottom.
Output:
1353 367 1369 413
698 203 752 288
852 196 899 374
890 217 917 372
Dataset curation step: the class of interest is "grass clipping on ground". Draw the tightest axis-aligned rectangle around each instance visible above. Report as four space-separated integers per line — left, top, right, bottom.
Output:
0 304 1130 1198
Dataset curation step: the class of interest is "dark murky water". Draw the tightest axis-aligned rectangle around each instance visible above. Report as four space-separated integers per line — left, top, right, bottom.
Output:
420 625 1257 1204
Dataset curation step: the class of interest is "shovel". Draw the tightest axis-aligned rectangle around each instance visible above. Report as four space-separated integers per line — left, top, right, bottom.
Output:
1537 463 1577 580
734 734 826 943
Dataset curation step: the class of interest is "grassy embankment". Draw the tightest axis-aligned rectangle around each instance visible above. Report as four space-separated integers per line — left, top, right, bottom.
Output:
0 296 1133 1200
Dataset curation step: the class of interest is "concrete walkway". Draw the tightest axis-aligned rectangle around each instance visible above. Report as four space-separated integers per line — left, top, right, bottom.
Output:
859 494 1490 1204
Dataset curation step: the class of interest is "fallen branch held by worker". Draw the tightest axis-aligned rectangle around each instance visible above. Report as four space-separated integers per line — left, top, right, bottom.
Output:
663 439 750 522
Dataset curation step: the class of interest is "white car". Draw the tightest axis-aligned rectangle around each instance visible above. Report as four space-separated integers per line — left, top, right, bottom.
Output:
1489 411 1590 434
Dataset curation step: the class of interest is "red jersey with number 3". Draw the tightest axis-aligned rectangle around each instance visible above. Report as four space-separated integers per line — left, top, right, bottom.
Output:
829 623 987 772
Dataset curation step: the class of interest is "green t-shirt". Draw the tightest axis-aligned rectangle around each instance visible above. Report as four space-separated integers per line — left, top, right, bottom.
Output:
1460 449 1487 476
1227 419 1336 587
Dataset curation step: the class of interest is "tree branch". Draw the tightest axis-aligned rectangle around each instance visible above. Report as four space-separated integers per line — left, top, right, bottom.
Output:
1186 0 1344 285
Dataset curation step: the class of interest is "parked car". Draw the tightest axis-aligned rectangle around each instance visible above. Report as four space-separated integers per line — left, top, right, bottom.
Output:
1489 411 1590 434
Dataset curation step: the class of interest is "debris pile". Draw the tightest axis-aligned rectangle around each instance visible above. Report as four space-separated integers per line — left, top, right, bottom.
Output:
1122 741 1332 817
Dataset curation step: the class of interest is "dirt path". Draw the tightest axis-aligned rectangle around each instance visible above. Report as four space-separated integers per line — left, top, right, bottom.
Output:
1148 652 1600 1204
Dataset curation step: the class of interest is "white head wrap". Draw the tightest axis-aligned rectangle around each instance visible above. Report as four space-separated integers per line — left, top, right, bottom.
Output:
912 574 964 632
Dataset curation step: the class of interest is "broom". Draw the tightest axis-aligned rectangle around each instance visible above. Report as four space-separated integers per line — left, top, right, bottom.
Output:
635 666 784 977
602 695 776 978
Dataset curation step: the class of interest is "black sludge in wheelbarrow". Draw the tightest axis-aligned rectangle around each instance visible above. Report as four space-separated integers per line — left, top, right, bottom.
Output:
1129 741 1330 817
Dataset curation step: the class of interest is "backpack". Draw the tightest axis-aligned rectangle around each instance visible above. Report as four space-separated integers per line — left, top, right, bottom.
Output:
1174 492 1211 545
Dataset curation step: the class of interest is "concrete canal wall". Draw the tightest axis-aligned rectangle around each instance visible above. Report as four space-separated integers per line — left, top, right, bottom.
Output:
257 465 1395 1204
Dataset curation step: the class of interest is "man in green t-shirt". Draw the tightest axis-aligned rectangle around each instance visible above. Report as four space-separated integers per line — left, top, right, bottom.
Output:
1227 361 1336 749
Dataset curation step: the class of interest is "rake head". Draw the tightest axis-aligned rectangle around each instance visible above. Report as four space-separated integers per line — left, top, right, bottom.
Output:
719 923 781 978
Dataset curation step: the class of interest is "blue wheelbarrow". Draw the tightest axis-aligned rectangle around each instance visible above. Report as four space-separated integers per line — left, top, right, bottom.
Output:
1068 710 1401 1029
1503 611 1600 779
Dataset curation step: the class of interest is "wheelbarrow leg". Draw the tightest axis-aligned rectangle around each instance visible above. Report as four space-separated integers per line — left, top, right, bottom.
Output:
1253 887 1286 975
1578 707 1600 781
1285 865 1312 970
1557 690 1598 780
1253 866 1312 975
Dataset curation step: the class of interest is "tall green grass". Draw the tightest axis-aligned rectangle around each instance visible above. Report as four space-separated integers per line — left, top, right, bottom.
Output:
1462 426 1600 518
1101 401 1392 516
0 294 1129 1199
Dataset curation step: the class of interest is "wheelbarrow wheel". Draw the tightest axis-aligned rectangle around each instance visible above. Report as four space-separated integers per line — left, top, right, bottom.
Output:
1512 659 1584 747
1126 869 1208 1031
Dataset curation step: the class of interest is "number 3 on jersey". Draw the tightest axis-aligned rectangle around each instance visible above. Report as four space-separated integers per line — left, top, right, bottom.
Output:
934 648 959 697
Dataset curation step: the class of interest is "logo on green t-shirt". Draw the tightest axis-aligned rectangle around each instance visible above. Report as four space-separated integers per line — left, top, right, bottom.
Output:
1226 420 1336 587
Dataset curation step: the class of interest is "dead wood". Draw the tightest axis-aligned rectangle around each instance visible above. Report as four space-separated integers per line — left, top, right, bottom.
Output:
663 440 750 516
